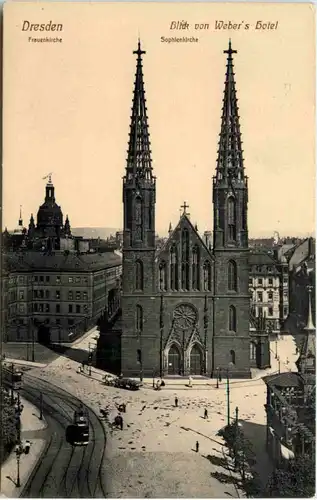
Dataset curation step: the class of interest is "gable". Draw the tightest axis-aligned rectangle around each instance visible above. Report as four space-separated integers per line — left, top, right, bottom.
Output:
157 215 214 263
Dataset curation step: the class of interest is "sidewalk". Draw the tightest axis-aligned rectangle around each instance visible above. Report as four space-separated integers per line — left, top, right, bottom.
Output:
0 398 47 498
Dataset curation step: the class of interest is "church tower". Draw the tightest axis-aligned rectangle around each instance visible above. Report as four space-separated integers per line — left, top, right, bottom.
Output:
121 40 156 377
212 41 251 378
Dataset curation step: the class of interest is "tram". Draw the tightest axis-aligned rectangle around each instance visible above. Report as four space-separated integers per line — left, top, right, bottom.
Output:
66 406 89 446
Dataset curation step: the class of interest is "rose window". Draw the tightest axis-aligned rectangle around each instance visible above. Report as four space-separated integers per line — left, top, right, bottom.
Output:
173 304 197 331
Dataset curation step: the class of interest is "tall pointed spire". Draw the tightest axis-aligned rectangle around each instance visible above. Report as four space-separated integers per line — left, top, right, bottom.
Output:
126 39 153 182
216 39 244 182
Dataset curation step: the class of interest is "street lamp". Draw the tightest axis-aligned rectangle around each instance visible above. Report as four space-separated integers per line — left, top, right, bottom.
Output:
226 362 234 426
216 367 220 388
15 444 23 487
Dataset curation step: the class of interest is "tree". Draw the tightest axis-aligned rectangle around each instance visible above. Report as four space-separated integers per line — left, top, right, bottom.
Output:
0 388 17 463
266 453 315 498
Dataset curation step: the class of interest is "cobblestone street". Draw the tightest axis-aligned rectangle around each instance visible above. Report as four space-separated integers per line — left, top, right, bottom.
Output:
22 329 299 497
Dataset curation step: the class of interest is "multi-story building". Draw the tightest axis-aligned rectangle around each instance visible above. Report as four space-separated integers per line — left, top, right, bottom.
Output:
284 237 315 336
3 176 122 344
4 251 122 343
263 287 315 467
249 252 282 334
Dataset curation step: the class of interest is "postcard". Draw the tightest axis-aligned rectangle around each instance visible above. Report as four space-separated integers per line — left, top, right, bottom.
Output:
1 2 315 499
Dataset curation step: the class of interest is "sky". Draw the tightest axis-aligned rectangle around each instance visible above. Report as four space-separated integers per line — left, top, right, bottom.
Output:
3 1 316 237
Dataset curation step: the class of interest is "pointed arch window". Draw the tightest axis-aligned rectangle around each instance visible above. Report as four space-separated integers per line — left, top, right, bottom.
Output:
135 196 143 241
192 245 200 290
203 261 212 292
136 305 143 333
228 260 237 291
228 197 236 241
159 261 167 291
230 349 236 365
229 305 237 332
135 260 144 291
170 245 179 291
181 229 190 290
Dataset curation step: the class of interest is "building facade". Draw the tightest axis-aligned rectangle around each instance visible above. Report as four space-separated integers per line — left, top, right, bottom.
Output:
104 40 253 379
4 251 122 343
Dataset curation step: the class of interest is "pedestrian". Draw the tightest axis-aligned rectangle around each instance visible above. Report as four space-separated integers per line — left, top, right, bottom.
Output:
219 368 222 383
286 357 289 365
204 408 208 419
188 376 192 388
175 397 178 407
195 440 199 453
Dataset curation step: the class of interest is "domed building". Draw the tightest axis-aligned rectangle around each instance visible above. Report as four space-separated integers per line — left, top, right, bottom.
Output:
27 174 72 251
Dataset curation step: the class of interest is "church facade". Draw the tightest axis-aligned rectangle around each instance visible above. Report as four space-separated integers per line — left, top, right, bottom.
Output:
119 40 251 379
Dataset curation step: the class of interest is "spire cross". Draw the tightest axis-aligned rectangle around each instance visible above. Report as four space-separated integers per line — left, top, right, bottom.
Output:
181 201 189 214
224 39 237 56
133 39 146 56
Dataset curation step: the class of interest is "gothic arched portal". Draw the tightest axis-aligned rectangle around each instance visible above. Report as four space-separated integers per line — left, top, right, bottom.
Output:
189 344 203 375
167 344 182 375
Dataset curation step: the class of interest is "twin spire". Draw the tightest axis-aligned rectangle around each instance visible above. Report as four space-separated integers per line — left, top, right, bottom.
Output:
126 39 243 186
126 39 153 181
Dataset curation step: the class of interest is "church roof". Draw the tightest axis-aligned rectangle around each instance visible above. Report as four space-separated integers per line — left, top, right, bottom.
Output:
157 212 214 261
249 251 278 267
3 251 122 273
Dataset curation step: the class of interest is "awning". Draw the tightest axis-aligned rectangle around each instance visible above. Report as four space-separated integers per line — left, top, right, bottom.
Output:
280 443 295 460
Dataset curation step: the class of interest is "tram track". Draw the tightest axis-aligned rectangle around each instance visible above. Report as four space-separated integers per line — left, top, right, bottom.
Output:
2 367 108 498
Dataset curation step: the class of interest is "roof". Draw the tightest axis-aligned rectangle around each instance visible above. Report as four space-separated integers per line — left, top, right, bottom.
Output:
285 238 315 269
3 251 122 273
249 251 278 267
157 213 213 261
263 371 303 388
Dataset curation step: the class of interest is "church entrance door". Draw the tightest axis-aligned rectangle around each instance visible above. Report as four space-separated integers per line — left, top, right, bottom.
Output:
190 345 203 375
168 345 181 375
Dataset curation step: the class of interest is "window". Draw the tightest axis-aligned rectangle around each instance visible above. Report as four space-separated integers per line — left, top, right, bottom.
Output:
135 260 144 291
69 277 74 283
250 343 256 361
45 304 50 313
75 277 81 283
283 277 288 284
228 197 236 241
136 305 143 333
46 276 50 283
258 278 263 285
56 276 61 284
19 304 24 313
69 304 73 313
283 307 288 316
19 276 24 284
45 318 49 324
56 291 60 299
268 292 273 301
257 292 263 302
258 306 263 316
19 291 24 300
68 319 74 326
40 276 44 282
159 261 167 291
83 292 88 300
284 290 288 297
76 291 81 300
228 260 237 291
56 304 60 313
192 246 200 290
229 306 237 332
39 304 44 312
34 276 39 282
170 246 179 291
268 307 273 316
76 305 81 314
267 267 272 272
249 277 253 285
137 349 142 364
181 229 190 290
45 290 50 299
56 319 61 325
68 291 73 300
230 349 236 364
203 261 212 291
268 278 273 285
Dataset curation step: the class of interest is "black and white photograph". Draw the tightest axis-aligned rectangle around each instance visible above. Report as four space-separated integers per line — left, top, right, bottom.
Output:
1 1 315 498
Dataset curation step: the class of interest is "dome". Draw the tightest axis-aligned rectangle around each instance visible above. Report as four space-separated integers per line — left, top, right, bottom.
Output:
36 180 63 229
